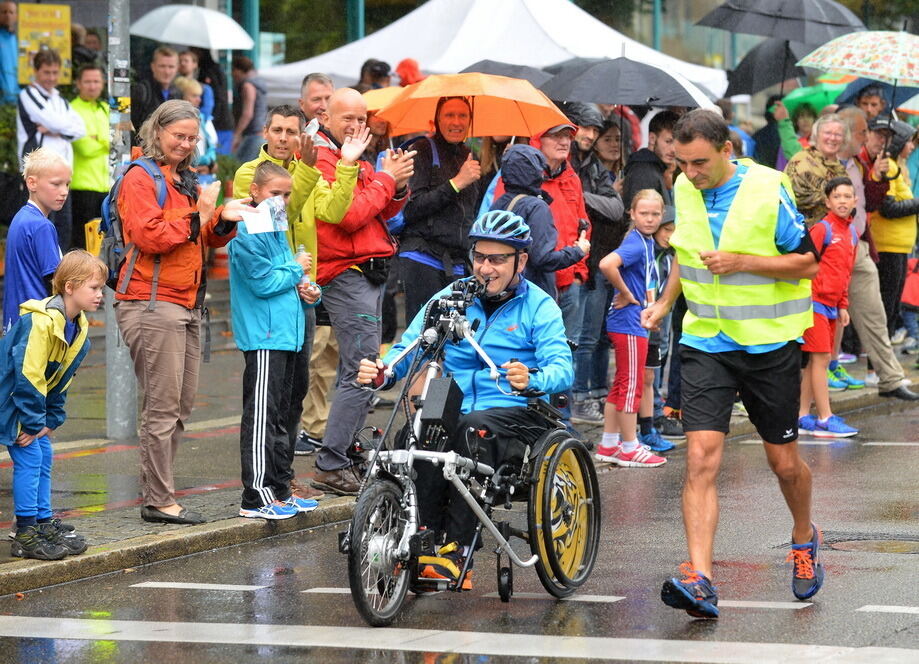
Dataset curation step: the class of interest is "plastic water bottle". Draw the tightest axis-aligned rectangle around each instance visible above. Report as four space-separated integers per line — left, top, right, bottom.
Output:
295 243 311 285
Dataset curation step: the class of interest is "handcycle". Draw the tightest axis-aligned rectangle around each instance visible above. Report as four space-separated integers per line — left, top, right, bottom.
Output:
339 278 601 627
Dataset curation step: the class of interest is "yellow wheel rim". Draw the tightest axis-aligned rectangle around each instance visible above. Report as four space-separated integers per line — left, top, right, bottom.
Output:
548 448 589 578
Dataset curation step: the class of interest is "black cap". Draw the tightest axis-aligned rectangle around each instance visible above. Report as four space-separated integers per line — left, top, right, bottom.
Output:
868 117 895 132
369 60 393 78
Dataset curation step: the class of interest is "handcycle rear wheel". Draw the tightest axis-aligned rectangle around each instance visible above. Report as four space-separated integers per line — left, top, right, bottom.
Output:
528 432 601 598
347 479 411 626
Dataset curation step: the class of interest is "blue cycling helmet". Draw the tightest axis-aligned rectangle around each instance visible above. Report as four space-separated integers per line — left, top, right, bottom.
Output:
468 210 532 249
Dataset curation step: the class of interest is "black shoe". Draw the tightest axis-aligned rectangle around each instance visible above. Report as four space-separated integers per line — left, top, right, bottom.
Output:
140 506 206 525
10 525 67 560
878 385 919 401
37 522 87 555
294 430 318 456
655 415 686 439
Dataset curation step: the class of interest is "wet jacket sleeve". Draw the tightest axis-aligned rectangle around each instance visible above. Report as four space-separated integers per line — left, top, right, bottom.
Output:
230 230 303 298
777 119 803 160
526 297 574 395
288 161 321 227
9 316 50 434
403 141 464 223
583 167 624 224
309 160 360 224
232 160 256 199
119 168 196 254
524 200 585 273
315 150 405 232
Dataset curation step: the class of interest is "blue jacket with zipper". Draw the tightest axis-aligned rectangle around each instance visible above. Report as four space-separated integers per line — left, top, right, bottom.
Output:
383 277 573 412
0 296 90 445
228 221 309 352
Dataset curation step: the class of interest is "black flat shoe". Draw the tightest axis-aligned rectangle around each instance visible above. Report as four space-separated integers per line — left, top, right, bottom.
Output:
878 385 919 401
140 505 206 525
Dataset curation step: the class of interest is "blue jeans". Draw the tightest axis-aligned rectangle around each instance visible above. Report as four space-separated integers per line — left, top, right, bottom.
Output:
573 276 612 401
8 435 53 520
903 308 918 339
558 281 583 342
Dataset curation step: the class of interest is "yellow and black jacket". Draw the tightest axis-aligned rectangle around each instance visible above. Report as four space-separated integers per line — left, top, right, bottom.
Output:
0 296 89 444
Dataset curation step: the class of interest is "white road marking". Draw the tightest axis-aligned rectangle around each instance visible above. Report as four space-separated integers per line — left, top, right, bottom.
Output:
302 587 351 594
483 592 625 603
718 600 811 610
738 439 841 446
861 442 919 447
0 616 914 663
130 582 266 591
857 605 919 615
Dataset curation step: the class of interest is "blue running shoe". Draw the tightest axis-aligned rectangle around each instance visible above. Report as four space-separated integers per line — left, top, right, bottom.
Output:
831 365 865 389
661 563 719 619
786 524 824 600
812 414 858 438
238 501 298 520
798 414 817 434
826 369 848 392
284 496 319 513
639 427 675 452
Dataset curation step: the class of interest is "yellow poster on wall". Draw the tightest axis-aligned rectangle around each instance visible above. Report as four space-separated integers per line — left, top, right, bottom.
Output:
17 3 72 86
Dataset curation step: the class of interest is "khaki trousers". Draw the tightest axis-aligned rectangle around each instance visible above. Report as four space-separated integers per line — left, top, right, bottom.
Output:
300 324 338 438
116 300 200 507
847 240 906 392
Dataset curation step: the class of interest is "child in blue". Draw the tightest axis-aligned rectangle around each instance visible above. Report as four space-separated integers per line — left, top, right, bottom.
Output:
3 148 67 332
595 189 667 468
230 161 322 520
1 250 106 560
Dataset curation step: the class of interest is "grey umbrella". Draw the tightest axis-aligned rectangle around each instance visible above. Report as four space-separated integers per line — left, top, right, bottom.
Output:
460 60 553 88
725 39 814 96
697 0 865 44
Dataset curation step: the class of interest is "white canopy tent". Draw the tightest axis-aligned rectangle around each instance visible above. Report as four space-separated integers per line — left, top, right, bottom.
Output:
260 0 727 105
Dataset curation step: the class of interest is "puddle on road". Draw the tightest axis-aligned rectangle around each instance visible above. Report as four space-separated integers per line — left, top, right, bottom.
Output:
830 539 919 554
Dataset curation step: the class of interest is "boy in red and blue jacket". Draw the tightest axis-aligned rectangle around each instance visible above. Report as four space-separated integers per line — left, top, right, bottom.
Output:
799 177 860 438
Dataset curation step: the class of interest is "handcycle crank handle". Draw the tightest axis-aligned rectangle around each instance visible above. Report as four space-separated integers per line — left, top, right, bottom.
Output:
350 353 382 391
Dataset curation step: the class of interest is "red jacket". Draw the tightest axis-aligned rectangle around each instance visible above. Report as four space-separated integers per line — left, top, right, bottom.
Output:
809 211 857 310
116 163 233 309
313 130 405 284
493 134 590 289
902 258 919 309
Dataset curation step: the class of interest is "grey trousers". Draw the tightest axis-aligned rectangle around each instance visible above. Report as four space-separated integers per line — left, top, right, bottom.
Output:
847 240 905 392
316 269 383 471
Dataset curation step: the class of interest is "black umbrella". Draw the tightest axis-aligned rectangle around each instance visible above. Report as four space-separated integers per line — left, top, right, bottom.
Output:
460 60 553 88
725 38 813 96
543 57 606 76
539 57 712 108
697 0 865 45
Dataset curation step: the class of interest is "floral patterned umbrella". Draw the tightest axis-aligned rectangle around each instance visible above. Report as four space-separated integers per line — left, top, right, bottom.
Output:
797 31 919 87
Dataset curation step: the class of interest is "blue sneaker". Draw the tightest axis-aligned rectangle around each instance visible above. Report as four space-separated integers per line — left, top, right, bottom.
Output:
284 496 319 513
831 365 865 389
826 369 848 392
238 501 298 520
812 414 858 438
639 427 675 452
786 524 824 600
661 563 719 619
798 414 818 434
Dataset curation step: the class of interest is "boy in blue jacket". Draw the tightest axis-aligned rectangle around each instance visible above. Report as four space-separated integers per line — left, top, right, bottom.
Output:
230 161 322 520
1 250 106 560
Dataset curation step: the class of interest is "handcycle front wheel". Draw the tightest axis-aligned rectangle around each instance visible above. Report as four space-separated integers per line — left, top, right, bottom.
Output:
528 432 601 598
347 479 411 626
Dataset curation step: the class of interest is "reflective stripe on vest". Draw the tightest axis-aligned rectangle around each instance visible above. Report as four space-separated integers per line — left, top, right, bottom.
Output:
670 162 812 346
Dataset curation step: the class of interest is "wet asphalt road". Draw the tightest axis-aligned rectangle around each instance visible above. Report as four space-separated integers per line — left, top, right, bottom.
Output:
0 407 916 663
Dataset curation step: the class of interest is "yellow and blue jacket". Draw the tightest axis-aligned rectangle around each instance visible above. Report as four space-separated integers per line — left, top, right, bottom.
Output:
0 296 89 445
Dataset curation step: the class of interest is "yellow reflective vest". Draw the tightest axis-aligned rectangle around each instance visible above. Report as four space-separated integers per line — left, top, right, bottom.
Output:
671 162 812 346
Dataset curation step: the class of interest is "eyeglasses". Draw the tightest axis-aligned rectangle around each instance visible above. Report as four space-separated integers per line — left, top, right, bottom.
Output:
163 129 200 145
471 250 517 266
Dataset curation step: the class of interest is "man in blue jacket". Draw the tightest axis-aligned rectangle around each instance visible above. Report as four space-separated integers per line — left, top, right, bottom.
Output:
357 211 573 588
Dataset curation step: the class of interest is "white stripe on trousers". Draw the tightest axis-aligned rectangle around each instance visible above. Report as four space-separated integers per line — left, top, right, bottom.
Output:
625 334 638 412
251 349 274 506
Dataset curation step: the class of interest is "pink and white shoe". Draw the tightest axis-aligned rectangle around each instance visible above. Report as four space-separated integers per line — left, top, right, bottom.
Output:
612 446 667 467
594 444 621 462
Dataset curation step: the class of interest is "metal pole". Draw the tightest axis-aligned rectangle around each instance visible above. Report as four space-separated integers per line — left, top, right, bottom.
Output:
242 0 259 67
652 0 662 51
347 0 365 42
105 0 138 440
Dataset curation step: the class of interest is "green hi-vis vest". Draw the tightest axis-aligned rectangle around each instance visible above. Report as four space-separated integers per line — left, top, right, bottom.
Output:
670 162 812 346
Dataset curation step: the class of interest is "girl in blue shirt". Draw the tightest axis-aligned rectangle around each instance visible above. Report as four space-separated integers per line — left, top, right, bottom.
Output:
595 190 668 468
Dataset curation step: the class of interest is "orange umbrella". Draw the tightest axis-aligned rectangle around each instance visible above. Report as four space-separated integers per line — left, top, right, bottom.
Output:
362 86 404 113
375 72 568 138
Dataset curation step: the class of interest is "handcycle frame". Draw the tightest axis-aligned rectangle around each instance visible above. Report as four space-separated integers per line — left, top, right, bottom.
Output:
341 279 600 626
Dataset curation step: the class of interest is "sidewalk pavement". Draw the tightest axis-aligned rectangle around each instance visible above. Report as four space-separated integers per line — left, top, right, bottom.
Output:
0 345 916 597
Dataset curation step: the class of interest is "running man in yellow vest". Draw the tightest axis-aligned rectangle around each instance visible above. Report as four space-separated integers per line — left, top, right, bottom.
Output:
642 110 822 619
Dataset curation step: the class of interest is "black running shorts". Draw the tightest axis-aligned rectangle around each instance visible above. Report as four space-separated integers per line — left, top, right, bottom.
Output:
680 341 802 444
